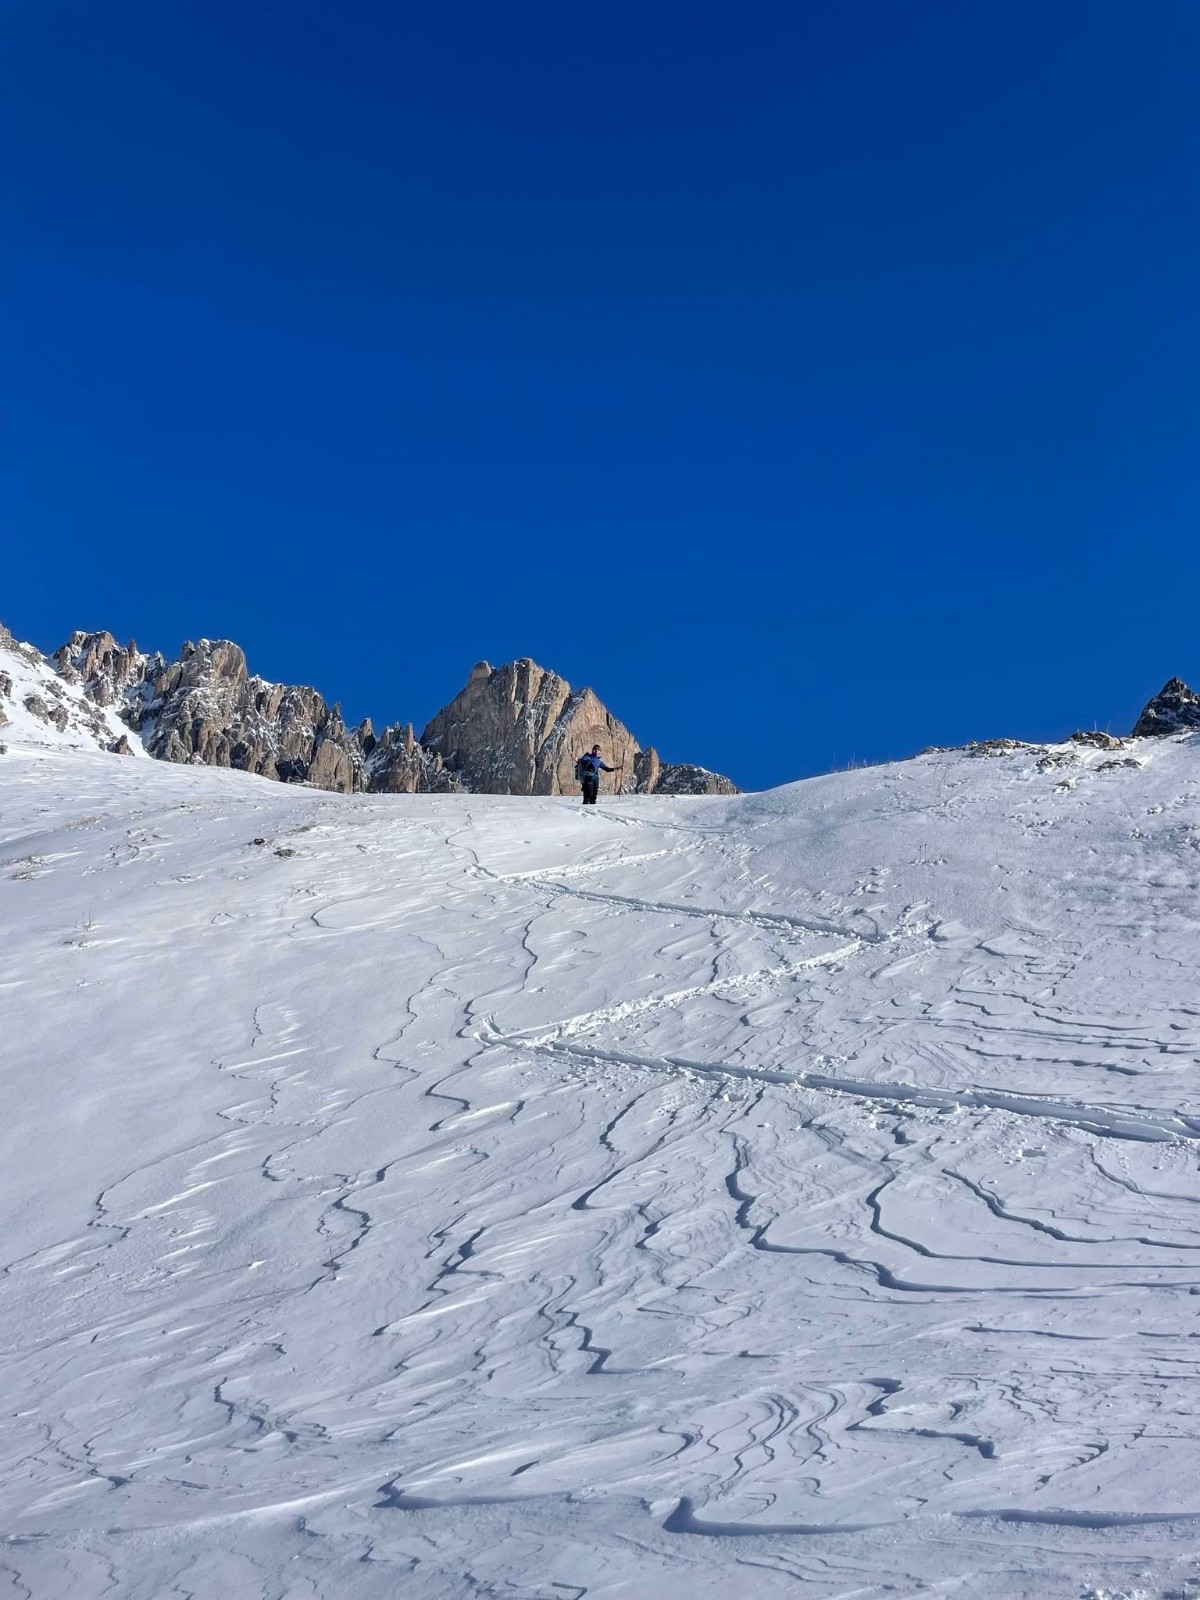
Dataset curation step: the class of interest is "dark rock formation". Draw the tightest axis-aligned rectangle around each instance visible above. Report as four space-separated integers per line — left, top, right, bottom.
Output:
119 638 360 793
0 628 127 747
421 659 639 796
53 631 146 708
366 722 463 795
421 658 739 796
6 621 738 795
648 761 740 797
1132 678 1200 738
25 693 69 733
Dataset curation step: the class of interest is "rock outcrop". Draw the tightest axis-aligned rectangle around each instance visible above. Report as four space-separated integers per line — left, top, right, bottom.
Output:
646 760 740 797
53 630 148 708
1132 678 1200 738
421 660 639 796
0 626 148 752
3 621 738 795
128 638 361 793
42 631 450 795
364 721 463 795
421 658 739 796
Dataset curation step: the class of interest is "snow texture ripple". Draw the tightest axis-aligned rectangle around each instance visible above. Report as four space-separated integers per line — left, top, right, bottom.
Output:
3 729 1200 1598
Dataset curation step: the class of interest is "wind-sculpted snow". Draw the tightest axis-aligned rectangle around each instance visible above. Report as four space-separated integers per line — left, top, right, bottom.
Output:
3 732 1200 1597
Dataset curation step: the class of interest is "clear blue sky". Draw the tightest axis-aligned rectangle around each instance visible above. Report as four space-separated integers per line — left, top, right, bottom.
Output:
4 1 1198 790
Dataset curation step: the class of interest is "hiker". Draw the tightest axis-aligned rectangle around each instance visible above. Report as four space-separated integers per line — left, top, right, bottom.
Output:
575 744 618 806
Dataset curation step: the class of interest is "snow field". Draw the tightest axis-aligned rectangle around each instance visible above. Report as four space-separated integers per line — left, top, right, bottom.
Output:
3 734 1200 1597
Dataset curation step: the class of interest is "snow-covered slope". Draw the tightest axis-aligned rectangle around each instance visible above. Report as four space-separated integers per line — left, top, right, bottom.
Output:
3 729 1200 1598
0 625 146 755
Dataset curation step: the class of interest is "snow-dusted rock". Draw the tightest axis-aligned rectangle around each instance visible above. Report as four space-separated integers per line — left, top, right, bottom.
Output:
5 621 737 796
126 637 360 792
0 625 148 754
365 720 463 794
634 749 740 795
1132 675 1200 737
52 629 147 708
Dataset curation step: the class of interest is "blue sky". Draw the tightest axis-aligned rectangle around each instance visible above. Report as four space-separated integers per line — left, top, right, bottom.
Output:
4 1 1198 790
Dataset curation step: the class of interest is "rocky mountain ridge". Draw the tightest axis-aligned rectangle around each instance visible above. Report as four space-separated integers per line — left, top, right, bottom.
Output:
5 624 1196 796
2 624 739 796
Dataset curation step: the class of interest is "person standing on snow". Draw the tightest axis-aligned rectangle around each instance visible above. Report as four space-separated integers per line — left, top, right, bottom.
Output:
575 744 619 806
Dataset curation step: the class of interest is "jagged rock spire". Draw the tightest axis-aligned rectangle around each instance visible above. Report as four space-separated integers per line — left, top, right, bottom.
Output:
1132 678 1200 738
4 623 739 796
420 658 739 796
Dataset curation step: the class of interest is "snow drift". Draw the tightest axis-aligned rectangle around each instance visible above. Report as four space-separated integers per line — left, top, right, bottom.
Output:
3 686 1200 1597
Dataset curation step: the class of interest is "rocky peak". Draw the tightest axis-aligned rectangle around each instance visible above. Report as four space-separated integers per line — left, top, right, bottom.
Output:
1132 678 1200 738
1 625 144 754
421 657 738 797
174 638 249 686
365 722 463 795
53 630 147 708
421 658 640 796
3 619 738 796
132 641 360 792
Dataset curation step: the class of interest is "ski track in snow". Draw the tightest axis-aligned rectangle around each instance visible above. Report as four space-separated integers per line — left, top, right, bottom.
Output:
4 738 1200 1596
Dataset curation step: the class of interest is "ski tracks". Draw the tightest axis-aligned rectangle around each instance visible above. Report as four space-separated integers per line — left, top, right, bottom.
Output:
7 765 1200 1595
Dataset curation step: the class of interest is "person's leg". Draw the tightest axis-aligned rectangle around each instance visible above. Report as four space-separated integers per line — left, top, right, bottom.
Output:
583 777 598 805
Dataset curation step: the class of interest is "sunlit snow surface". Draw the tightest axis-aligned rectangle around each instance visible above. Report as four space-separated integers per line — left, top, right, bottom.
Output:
4 734 1200 1598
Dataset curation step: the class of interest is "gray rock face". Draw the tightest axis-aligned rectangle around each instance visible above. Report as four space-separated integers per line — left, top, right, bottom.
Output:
421 659 640 796
123 638 360 793
648 760 741 797
1132 678 1200 738
11 622 737 796
0 628 133 749
366 722 463 795
422 658 739 797
53 631 147 708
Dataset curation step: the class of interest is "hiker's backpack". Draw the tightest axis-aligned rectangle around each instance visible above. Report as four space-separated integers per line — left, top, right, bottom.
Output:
574 755 589 783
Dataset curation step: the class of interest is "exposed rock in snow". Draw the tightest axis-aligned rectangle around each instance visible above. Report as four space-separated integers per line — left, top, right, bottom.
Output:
4 622 739 796
421 657 739 795
0 626 147 754
124 637 361 793
52 629 148 708
965 737 1045 758
365 720 463 794
633 747 740 796
1132 676 1200 738
421 657 639 795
